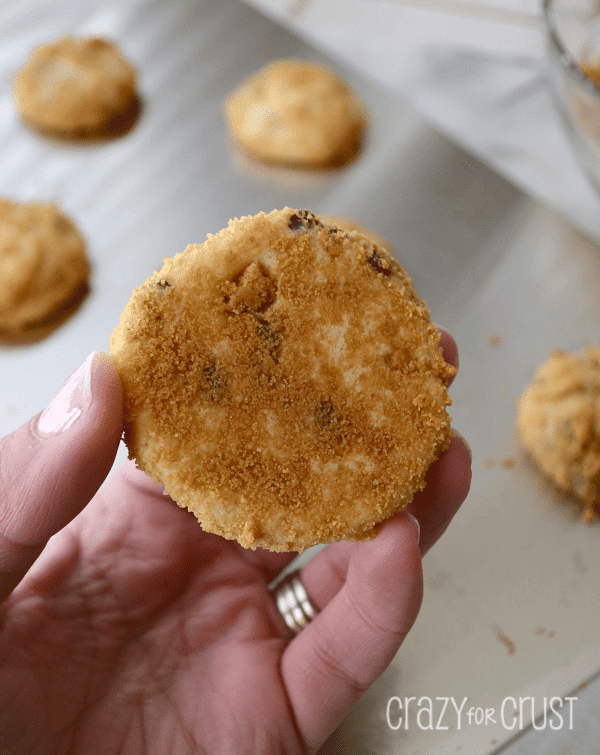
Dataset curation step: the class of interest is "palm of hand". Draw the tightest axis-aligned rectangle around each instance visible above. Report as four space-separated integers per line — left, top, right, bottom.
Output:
0 466 303 755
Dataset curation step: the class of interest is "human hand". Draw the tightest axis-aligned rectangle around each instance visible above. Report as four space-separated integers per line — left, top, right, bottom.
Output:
0 335 470 755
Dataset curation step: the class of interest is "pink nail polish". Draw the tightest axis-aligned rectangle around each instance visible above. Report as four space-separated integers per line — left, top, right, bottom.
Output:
35 353 95 437
404 512 421 544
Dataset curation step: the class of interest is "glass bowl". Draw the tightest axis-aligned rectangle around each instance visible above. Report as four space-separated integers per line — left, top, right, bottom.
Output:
543 0 600 194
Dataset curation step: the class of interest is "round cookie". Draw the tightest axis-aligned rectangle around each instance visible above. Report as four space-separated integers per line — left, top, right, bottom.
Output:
14 36 138 139
224 59 367 169
0 199 90 337
517 346 600 522
319 214 395 256
110 208 454 552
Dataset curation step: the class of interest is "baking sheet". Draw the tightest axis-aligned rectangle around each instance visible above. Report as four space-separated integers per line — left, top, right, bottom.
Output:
1 1 600 754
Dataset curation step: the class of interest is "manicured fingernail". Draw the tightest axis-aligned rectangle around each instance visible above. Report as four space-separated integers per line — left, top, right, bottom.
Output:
451 428 472 461
35 352 95 437
404 512 421 544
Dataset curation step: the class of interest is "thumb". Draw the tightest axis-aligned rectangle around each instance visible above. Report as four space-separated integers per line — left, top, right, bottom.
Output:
0 352 122 602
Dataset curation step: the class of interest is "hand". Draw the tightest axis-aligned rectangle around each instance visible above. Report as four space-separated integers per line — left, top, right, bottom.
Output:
0 337 470 755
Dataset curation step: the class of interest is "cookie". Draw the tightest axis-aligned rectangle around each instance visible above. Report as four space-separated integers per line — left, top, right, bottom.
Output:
319 214 395 256
224 59 367 169
110 208 454 552
517 347 600 522
0 199 90 339
14 36 139 140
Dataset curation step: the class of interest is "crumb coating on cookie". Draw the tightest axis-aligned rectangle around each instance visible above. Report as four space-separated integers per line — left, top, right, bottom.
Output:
319 214 395 256
517 346 600 522
0 199 89 332
110 209 454 551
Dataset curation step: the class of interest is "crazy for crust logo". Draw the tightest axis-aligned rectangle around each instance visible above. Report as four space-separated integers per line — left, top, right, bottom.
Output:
385 696 577 732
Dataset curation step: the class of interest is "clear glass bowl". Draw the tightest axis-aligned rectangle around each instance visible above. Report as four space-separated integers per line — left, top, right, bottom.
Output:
543 0 600 193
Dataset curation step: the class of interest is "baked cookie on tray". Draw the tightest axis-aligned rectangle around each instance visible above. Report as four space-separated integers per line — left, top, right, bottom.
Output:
224 59 367 169
517 346 600 522
14 36 139 140
110 208 454 552
0 199 90 342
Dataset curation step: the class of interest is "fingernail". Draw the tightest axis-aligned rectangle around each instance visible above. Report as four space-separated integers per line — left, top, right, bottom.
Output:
451 428 472 462
404 512 421 544
35 352 96 437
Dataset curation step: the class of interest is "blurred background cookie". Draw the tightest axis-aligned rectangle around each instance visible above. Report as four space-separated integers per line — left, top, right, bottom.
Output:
516 346 600 522
110 208 453 552
0 199 90 342
14 36 140 141
224 59 367 169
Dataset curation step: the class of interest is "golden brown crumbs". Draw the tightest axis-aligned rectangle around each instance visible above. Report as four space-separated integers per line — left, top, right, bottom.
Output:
497 631 516 655
319 214 395 256
110 208 454 552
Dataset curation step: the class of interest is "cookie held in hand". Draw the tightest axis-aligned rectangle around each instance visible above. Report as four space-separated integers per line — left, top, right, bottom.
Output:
110 208 454 551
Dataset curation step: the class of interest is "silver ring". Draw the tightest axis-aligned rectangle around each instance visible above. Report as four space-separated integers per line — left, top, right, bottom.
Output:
274 572 318 633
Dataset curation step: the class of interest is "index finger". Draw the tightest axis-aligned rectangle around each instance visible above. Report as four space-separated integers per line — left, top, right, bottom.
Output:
0 353 122 603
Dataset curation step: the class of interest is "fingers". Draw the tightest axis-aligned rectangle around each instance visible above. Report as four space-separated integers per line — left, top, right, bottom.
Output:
281 323 467 749
0 352 122 602
281 514 422 752
405 432 471 556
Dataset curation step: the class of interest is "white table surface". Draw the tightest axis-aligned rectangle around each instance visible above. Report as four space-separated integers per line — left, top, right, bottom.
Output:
1 1 600 754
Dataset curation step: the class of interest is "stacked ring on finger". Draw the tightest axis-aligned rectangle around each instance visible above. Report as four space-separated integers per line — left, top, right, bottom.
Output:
274 573 319 633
